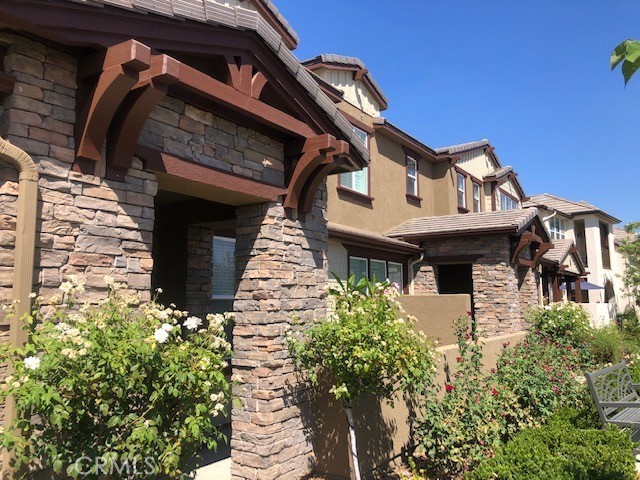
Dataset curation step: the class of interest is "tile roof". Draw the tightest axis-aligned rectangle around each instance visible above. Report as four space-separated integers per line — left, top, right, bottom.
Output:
328 222 421 253
302 54 389 109
62 0 368 164
387 208 539 239
542 238 575 264
523 194 620 223
435 139 490 154
614 226 637 246
484 166 514 181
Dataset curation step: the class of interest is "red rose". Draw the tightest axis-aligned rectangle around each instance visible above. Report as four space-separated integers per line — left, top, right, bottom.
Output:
456 356 463 363
445 384 454 393
491 389 499 396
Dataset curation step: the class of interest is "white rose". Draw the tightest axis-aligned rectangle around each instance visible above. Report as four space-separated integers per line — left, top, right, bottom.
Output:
161 323 174 332
24 356 40 371
183 316 203 331
154 328 169 344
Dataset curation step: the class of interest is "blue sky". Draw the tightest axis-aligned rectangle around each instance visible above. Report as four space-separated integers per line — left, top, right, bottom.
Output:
277 0 640 225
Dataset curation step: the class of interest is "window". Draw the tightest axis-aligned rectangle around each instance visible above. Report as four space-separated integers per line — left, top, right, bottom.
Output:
370 259 387 282
211 236 236 299
348 256 404 291
600 222 611 270
339 126 369 195
349 257 368 283
388 262 404 291
406 156 418 197
457 173 466 208
575 219 588 266
500 192 518 210
472 182 481 212
548 217 566 240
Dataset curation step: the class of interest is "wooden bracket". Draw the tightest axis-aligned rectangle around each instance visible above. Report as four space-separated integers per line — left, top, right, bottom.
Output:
75 40 151 172
107 54 180 180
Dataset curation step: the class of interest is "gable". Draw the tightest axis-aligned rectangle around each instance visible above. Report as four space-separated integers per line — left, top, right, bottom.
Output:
316 68 382 117
456 149 495 179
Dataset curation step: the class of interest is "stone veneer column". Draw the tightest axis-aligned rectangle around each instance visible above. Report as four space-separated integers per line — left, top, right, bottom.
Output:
231 188 327 480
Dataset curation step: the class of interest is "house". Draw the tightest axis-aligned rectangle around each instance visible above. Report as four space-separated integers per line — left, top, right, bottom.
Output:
524 193 622 325
0 1 372 478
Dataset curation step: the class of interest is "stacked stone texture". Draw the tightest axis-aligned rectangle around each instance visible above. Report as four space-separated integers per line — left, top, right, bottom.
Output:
413 234 536 336
0 32 326 479
231 188 328 480
140 97 285 185
186 225 214 318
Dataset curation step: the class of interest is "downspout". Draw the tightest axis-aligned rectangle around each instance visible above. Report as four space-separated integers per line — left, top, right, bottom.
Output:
0 137 38 460
408 251 424 295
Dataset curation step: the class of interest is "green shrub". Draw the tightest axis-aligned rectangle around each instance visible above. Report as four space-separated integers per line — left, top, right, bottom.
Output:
468 414 636 480
413 317 535 477
618 307 640 337
0 277 234 479
588 326 623 365
527 302 591 345
494 333 588 422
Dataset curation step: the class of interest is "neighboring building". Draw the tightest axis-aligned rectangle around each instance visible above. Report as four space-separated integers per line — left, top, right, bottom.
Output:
0 1 371 478
614 226 638 314
524 193 622 325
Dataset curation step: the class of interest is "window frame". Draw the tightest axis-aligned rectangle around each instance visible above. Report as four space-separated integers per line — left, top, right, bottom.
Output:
347 253 407 293
457 171 467 210
499 189 519 210
472 181 482 213
348 256 369 283
387 262 404 291
211 235 236 300
338 126 370 197
406 155 419 198
600 222 611 270
549 217 566 240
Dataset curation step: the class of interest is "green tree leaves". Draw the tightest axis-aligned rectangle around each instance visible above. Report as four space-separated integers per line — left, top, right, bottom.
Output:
611 40 640 84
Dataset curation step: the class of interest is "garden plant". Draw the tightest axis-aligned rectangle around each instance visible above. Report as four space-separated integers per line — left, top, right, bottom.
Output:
0 276 234 479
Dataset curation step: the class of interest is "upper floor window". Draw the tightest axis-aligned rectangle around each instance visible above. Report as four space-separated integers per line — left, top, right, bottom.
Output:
500 192 518 210
600 222 611 270
406 156 418 197
472 182 481 212
549 217 566 240
211 236 236 299
339 126 369 195
457 173 466 209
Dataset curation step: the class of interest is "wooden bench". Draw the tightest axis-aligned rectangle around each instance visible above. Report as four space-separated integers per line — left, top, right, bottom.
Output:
585 361 640 449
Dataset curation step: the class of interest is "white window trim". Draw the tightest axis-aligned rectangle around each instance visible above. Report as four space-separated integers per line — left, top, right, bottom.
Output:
472 183 481 212
349 256 369 280
549 217 566 240
211 236 236 300
339 168 369 195
369 259 387 282
457 173 466 208
407 156 418 196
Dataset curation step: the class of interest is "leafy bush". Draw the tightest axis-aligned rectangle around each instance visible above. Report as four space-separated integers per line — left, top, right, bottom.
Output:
0 277 234 479
526 302 591 345
494 333 588 422
618 307 640 337
413 317 535 477
289 275 436 403
588 326 623 365
468 411 636 480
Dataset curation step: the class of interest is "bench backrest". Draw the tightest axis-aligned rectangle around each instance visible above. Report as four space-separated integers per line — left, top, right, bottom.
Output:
585 361 638 424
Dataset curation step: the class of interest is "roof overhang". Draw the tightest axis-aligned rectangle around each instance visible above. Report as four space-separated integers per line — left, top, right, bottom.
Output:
372 118 442 162
329 223 422 255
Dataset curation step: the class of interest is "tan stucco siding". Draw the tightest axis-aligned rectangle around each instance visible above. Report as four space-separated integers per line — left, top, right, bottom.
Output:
317 69 381 117
327 125 442 233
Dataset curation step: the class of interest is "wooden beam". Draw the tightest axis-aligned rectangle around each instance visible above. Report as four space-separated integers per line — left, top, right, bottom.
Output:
107 54 180 179
75 40 151 168
251 72 268 99
0 72 16 97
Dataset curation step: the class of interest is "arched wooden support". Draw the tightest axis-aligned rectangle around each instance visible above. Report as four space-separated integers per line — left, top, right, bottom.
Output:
299 162 335 213
251 72 268 99
284 134 340 211
511 230 540 264
530 242 554 267
107 54 180 180
226 54 253 95
75 40 151 172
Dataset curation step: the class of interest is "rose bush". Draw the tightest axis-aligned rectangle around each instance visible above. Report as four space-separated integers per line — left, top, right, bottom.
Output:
0 276 234 479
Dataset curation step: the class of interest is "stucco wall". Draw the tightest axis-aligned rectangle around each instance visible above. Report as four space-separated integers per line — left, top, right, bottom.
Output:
312 330 528 479
399 294 471 346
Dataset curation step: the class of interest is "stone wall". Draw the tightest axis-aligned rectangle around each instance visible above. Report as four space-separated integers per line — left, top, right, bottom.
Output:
231 185 328 480
140 97 285 185
0 32 156 305
413 234 537 336
185 225 214 318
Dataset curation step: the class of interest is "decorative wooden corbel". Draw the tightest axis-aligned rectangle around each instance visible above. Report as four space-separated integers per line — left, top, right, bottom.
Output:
511 231 538 264
250 72 268 99
75 40 151 173
106 53 180 180
284 135 351 213
531 242 554 267
226 54 253 95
